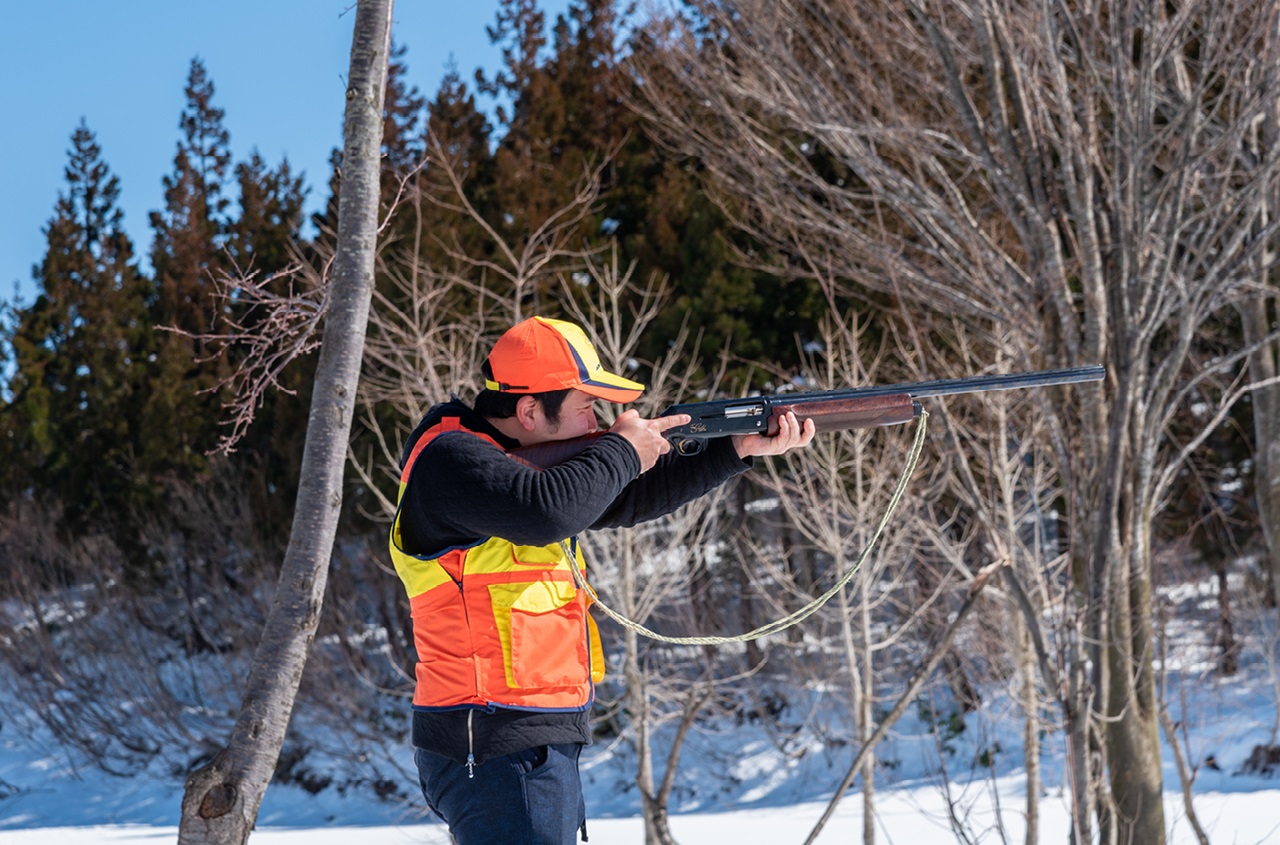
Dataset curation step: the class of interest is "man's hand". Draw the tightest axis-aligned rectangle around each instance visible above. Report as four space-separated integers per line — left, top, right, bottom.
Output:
609 409 691 473
732 411 816 459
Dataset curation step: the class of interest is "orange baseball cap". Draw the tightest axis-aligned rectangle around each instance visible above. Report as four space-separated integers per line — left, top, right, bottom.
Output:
484 317 646 403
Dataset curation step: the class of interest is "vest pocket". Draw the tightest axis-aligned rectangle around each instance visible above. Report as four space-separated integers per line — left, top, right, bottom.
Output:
492 578 589 689
510 543 570 568
509 600 590 689
409 585 474 706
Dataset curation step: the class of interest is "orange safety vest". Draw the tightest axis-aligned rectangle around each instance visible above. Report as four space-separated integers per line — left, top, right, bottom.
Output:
389 417 606 711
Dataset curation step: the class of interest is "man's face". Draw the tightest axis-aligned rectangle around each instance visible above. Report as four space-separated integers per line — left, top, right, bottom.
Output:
536 389 600 442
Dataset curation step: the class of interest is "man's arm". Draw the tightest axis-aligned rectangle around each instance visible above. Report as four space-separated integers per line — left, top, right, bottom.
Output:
590 437 751 530
591 409 815 529
399 431 641 553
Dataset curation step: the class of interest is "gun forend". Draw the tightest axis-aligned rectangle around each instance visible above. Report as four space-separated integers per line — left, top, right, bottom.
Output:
766 394 920 434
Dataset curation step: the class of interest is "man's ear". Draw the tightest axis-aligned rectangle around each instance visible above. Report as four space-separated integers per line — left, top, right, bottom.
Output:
514 395 540 432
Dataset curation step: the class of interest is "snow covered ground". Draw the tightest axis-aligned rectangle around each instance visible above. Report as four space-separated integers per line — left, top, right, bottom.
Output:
5 678 1280 844
4 571 1280 843
2 782 1279 843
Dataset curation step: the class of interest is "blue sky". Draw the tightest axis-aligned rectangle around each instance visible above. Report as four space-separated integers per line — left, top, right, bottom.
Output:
0 0 566 305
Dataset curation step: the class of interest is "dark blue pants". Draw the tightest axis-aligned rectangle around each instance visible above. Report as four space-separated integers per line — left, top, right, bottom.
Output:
415 744 587 845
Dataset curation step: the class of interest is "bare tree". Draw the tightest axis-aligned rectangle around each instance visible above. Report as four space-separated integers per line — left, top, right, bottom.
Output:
917 335 1078 845
759 311 926 845
177 2 393 841
636 2 1280 841
563 252 730 845
0 483 269 777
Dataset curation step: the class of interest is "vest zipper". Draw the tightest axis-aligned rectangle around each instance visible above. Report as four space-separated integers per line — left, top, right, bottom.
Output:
454 573 477 780
466 709 476 779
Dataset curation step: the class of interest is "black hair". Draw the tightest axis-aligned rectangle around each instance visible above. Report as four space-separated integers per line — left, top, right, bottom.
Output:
475 360 571 424
473 389 571 425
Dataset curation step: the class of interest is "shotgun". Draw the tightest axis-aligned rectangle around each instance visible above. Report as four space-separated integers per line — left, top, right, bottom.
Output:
510 365 1105 468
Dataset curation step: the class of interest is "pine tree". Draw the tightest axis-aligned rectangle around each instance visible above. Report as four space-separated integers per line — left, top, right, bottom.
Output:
382 41 427 178
224 152 313 545
226 152 306 274
143 57 234 479
421 63 497 267
486 0 825 375
478 0 547 132
429 63 494 176
0 120 151 530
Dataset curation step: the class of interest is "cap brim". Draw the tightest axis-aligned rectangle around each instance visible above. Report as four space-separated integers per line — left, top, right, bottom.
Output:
576 371 645 403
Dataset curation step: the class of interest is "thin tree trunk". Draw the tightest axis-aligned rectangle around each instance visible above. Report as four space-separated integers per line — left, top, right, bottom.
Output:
1244 14 1280 618
732 481 764 668
176 3 393 841
1067 600 1094 845
805 559 1006 845
1216 567 1240 676
1103 541 1164 845
1012 613 1039 845
620 534 674 845
838 580 876 845
1241 297 1280 615
859 578 875 845
1157 603 1212 845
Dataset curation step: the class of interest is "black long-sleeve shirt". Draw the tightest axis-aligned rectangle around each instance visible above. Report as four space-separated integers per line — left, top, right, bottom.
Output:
399 399 751 764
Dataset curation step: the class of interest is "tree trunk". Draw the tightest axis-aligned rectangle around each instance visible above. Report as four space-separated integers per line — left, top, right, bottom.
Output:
1240 298 1280 615
858 579 875 845
1012 613 1039 845
1103 542 1165 845
1243 19 1280 618
838 580 875 845
1216 567 1240 676
732 481 764 668
176 3 393 841
626 627 672 845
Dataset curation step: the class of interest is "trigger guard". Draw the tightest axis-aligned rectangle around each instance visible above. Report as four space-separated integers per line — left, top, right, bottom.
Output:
673 438 705 456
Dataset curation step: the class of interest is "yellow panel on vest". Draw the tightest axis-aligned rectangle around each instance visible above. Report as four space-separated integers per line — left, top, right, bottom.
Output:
388 482 459 597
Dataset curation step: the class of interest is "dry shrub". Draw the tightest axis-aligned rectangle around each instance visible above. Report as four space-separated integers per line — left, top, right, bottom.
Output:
0 467 276 775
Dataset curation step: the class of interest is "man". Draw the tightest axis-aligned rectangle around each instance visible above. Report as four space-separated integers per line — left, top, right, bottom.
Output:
389 316 814 844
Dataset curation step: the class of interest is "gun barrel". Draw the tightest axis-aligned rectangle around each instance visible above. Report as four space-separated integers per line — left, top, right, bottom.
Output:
784 365 1106 403
891 364 1105 399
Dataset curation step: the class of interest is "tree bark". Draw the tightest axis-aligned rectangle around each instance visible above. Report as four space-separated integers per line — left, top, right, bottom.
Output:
176 3 393 842
1012 613 1039 845
1243 11 1280 618
1241 297 1280 614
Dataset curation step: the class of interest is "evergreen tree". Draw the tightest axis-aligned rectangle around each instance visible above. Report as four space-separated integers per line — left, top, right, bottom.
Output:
478 0 547 132
143 57 234 479
484 0 825 375
0 121 151 531
383 41 428 179
224 152 313 545
481 0 563 255
226 152 306 275
421 64 497 268
429 63 494 178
